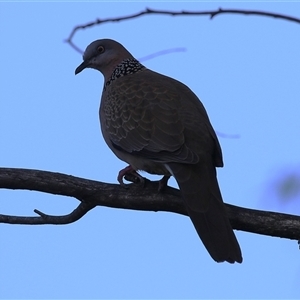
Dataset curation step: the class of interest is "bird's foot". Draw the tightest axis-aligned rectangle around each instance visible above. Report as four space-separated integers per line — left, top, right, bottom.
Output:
158 175 171 192
117 165 145 188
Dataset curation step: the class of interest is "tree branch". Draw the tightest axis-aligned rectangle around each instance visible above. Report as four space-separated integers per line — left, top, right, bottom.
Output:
65 8 300 54
1 168 300 241
0 202 95 225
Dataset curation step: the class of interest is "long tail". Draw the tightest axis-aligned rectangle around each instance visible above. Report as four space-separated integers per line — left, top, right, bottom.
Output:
168 162 242 263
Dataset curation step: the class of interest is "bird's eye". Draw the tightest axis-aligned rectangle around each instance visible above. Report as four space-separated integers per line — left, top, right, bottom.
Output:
97 46 105 53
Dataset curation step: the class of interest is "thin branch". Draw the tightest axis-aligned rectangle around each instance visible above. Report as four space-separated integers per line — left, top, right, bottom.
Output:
0 202 95 225
1 168 300 241
215 131 240 139
65 8 300 53
139 47 186 62
210 8 300 23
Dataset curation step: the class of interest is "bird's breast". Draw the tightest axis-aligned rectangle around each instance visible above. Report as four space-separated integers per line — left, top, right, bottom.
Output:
99 89 169 176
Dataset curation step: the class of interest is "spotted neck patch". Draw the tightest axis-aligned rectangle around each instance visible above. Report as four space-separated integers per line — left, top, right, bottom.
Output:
105 58 145 89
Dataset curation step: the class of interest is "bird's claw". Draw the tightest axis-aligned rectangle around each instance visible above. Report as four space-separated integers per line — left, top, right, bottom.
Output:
158 175 170 192
117 166 169 191
117 165 145 188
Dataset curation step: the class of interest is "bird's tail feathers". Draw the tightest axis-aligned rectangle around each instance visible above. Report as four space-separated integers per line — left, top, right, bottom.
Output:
168 162 242 263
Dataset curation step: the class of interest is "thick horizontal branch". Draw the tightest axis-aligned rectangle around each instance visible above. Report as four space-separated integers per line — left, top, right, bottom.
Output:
1 168 300 241
66 8 300 54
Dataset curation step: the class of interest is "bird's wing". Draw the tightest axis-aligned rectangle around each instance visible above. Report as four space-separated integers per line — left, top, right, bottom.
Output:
102 69 222 166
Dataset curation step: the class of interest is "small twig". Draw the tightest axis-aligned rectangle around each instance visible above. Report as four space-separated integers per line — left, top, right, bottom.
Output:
34 209 48 218
139 47 186 62
65 8 300 53
216 130 241 139
68 40 84 55
210 8 300 23
0 202 96 225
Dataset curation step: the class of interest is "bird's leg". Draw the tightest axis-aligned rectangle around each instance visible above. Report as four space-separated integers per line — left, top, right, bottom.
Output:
117 165 145 188
158 175 171 192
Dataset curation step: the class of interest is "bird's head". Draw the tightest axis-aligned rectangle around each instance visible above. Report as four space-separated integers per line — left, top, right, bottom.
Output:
75 39 134 80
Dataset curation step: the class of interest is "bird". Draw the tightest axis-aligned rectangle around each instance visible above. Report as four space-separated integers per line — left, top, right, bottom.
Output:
75 39 242 263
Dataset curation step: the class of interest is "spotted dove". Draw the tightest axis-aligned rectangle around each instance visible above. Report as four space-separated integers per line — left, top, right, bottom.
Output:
75 39 242 263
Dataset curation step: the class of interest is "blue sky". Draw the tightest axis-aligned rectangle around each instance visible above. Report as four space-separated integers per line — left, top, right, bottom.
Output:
1 1 300 298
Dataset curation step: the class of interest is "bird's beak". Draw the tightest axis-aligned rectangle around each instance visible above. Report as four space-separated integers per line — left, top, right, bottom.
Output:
75 60 90 75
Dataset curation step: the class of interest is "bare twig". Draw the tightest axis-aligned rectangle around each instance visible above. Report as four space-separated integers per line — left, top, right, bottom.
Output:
139 47 186 62
0 202 95 225
1 168 300 241
215 131 240 139
65 8 300 53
